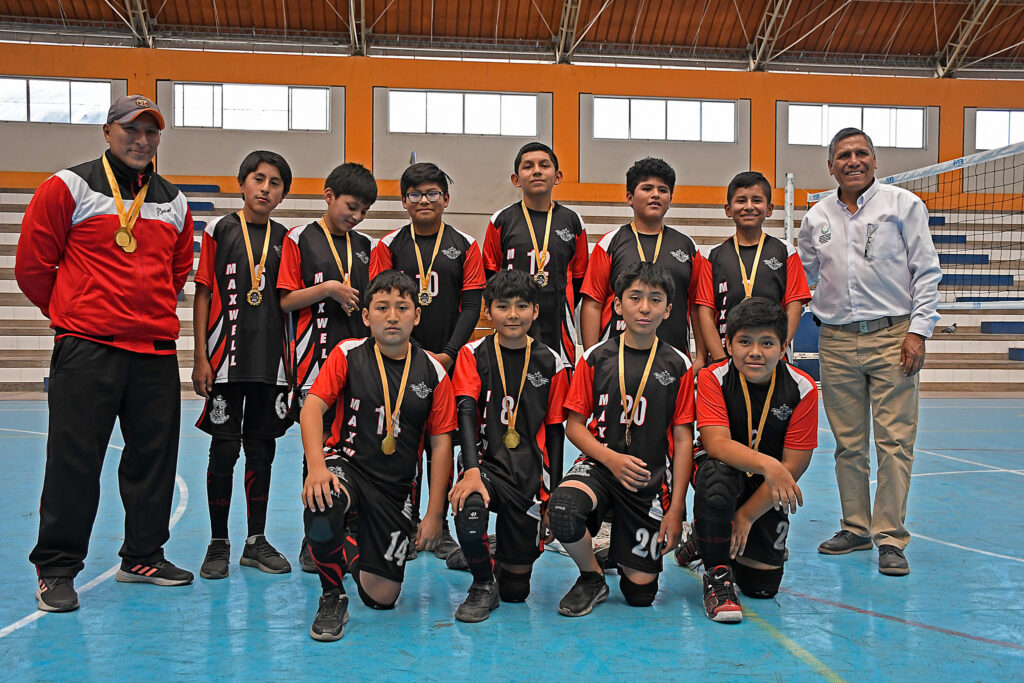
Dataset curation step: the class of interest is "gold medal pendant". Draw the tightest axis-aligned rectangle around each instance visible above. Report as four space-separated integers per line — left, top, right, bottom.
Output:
381 433 397 455
246 288 263 306
418 290 433 306
503 428 521 449
624 429 632 447
534 271 549 288
115 227 134 251
122 234 138 254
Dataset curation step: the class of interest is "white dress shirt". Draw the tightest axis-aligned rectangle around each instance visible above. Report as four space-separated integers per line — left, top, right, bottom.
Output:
797 180 942 338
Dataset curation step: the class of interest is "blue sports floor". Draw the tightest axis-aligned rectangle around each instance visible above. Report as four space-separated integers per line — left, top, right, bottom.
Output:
0 398 1021 680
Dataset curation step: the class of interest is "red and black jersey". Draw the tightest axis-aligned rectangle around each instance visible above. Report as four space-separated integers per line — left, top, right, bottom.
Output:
565 337 695 506
310 337 458 494
452 336 570 511
483 202 588 366
278 223 374 392
194 212 289 384
369 224 485 355
695 235 811 347
581 224 707 353
15 152 194 355
696 359 818 461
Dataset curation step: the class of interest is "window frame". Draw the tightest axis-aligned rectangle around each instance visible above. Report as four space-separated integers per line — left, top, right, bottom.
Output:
172 82 331 132
592 95 738 143
786 103 927 149
0 76 110 125
387 88 538 137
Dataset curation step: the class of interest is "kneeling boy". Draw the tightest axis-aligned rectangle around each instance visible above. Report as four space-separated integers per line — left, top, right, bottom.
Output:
692 297 817 623
299 271 457 641
449 270 570 622
549 261 695 616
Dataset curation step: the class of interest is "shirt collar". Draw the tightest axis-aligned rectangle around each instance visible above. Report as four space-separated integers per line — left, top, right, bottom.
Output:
833 178 879 212
103 149 154 196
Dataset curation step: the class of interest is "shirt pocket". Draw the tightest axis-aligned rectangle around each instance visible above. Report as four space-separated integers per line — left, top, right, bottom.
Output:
869 221 903 260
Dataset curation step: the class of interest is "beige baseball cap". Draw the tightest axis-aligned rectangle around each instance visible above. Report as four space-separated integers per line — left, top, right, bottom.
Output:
106 94 165 129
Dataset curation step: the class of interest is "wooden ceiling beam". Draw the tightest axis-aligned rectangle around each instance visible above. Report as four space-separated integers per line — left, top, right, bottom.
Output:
936 0 1001 77
747 0 792 71
555 0 581 63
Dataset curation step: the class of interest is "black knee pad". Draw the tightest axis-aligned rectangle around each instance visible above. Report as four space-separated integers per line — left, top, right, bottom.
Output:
242 437 276 469
693 459 743 521
307 495 350 544
619 573 658 607
547 487 593 544
208 437 241 476
357 582 396 610
496 566 532 603
453 493 489 542
732 562 783 599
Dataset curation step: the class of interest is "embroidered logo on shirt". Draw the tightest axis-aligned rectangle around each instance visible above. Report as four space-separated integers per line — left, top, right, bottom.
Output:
771 404 793 421
556 228 575 242
654 370 676 386
671 249 690 263
327 464 348 482
273 244 282 257
443 246 462 260
567 461 593 478
409 382 432 399
818 225 832 245
209 395 229 425
763 256 783 271
356 251 369 264
156 206 173 217
527 371 549 388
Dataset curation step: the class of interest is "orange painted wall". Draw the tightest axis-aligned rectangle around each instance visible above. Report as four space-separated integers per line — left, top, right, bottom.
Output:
1 42 1022 203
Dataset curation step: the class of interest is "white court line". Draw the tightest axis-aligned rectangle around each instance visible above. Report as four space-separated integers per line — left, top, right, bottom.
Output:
873 468 1024 481
914 534 1024 564
0 432 190 640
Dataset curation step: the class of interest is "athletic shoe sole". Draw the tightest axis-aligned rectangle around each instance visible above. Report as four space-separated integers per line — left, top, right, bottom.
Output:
35 588 79 613
818 541 872 555
557 583 609 618
115 570 192 586
879 565 910 576
199 567 228 580
455 601 499 623
309 610 350 642
711 608 743 623
239 556 292 574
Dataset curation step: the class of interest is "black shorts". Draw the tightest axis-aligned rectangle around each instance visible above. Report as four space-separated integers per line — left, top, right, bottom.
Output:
324 455 414 583
196 382 292 438
290 386 335 435
560 459 666 574
473 467 543 565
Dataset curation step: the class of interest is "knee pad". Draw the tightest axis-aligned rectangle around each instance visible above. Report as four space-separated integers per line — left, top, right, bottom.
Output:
242 437 276 470
732 562 783 599
693 459 743 521
496 566 532 603
356 582 396 611
547 487 593 544
619 573 658 607
208 437 241 476
453 493 489 543
307 497 349 544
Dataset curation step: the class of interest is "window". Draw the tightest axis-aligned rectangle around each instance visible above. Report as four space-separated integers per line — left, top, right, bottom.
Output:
0 77 109 124
975 110 1024 150
172 82 330 131
387 90 537 136
788 104 925 148
592 96 736 143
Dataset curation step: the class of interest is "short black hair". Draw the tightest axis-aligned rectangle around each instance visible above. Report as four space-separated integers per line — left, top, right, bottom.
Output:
626 157 675 196
613 261 675 302
400 162 450 196
727 171 772 203
514 142 559 173
828 127 876 161
325 163 377 206
725 297 787 345
237 150 292 195
363 269 418 308
483 269 540 307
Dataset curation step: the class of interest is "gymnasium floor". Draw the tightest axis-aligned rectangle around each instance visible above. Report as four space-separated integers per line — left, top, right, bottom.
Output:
0 398 1021 680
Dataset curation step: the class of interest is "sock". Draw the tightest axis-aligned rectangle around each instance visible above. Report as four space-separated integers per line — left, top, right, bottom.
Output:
464 533 494 584
342 533 360 586
694 516 733 570
309 538 348 593
206 470 233 540
244 463 271 538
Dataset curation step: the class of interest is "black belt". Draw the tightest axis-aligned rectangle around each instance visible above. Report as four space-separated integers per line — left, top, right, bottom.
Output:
821 314 911 334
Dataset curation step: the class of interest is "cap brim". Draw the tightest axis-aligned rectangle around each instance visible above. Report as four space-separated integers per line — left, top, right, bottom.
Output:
114 108 165 130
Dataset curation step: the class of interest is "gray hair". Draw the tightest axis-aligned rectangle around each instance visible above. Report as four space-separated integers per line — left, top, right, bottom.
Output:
828 127 876 161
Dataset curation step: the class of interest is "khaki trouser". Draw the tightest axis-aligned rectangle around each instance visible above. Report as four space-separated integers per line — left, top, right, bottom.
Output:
818 319 918 549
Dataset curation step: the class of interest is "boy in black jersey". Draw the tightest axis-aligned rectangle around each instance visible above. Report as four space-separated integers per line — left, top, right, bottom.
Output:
483 143 589 367
694 172 810 362
301 271 457 641
370 162 486 560
278 162 378 572
193 151 294 579
691 297 817 623
449 270 570 622
548 262 695 617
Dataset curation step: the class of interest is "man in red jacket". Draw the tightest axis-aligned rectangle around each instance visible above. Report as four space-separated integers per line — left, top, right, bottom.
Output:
16 95 196 613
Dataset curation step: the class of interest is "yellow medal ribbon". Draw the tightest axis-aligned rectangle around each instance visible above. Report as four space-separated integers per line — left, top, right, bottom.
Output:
493 334 533 450
238 211 272 306
631 221 663 263
410 223 445 306
102 154 150 254
374 341 413 455
318 217 353 287
738 366 777 476
520 200 553 287
617 337 659 448
733 232 767 299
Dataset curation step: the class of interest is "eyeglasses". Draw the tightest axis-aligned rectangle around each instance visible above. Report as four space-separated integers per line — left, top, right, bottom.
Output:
404 190 444 203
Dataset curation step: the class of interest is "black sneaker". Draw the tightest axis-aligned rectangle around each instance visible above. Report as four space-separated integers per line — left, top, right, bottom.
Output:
310 589 350 642
445 548 469 571
240 536 292 574
878 545 910 576
116 558 194 586
818 530 873 555
557 572 608 617
674 522 702 569
200 540 230 580
406 522 419 562
702 565 743 623
433 522 461 560
455 580 500 623
35 576 79 613
299 540 316 573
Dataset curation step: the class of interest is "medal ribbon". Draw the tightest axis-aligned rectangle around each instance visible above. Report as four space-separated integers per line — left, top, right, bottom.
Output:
520 201 553 276
102 154 149 238
733 233 766 299
739 367 776 454
631 221 663 263
318 217 352 286
411 223 445 297
238 211 272 295
374 342 413 444
617 337 659 447
493 335 532 445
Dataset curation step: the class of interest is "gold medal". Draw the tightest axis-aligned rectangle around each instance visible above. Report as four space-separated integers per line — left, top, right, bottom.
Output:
625 429 632 447
493 334 532 452
618 337 659 451
238 211 272 309
520 201 553 287
381 434 397 455
247 288 262 307
114 227 133 249
411 223 444 310
503 429 521 449
374 342 413 457
739 367 776 477
418 290 433 306
102 155 149 255
733 233 767 300
534 271 549 288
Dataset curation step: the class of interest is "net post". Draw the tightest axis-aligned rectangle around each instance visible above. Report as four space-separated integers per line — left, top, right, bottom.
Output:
785 172 795 243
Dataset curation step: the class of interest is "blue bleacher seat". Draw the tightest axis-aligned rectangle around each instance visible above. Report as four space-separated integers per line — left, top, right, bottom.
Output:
981 321 1024 335
188 201 215 212
932 234 966 244
939 253 989 265
941 274 1014 287
176 184 221 193
1009 348 1024 361
928 216 946 226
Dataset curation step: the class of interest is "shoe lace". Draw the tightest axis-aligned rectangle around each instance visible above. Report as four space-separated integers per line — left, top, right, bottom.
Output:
319 590 344 618
879 545 903 559
46 576 73 588
206 544 230 562
707 571 738 605
254 536 281 557
465 582 494 606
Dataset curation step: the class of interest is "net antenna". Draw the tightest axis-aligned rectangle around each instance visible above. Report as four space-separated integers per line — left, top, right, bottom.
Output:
796 140 1024 310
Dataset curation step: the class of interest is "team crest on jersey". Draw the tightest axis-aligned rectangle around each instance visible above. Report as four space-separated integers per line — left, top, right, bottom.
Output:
327 463 348 482
356 251 369 264
567 461 592 477
556 228 574 242
771 403 793 421
671 249 690 263
273 244 282 257
763 256 783 271
209 395 229 425
298 388 308 407
654 370 676 386
443 246 462 260
409 382 432 399
527 371 549 388
275 392 289 419
819 225 831 244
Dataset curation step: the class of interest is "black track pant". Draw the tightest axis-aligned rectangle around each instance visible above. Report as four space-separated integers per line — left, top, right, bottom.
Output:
30 336 181 577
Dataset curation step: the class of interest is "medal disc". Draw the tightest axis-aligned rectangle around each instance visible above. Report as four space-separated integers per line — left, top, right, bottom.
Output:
115 228 133 248
246 288 262 306
381 433 397 455
624 429 632 447
534 271 549 287
122 234 137 253
503 429 520 449
418 291 432 306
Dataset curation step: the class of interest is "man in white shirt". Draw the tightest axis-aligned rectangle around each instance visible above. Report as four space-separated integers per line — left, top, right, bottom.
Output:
797 128 941 576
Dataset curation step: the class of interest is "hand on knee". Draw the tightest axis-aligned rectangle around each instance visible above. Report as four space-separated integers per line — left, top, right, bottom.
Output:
547 487 593 544
453 493 489 544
